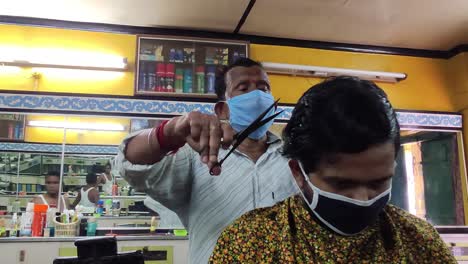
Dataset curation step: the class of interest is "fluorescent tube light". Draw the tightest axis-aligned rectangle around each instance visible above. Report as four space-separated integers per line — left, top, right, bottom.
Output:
28 120 126 131
0 46 127 71
261 62 406 83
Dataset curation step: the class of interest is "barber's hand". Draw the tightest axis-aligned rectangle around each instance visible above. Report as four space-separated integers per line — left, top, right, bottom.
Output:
168 112 235 171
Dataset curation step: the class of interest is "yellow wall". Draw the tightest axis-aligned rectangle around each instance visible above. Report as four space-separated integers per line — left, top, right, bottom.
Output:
25 115 130 145
0 24 136 95
0 24 459 112
250 44 455 111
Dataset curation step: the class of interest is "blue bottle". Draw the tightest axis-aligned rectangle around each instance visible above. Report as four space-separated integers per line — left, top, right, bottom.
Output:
183 69 192 93
206 66 216 94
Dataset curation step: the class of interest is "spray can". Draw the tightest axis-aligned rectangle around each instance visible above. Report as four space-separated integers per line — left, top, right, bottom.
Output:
183 69 192 93
175 68 184 93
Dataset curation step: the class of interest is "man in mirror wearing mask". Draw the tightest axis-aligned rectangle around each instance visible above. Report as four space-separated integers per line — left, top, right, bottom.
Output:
116 58 297 264
209 76 456 263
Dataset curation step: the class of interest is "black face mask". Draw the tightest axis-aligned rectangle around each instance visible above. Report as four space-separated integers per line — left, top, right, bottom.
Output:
298 162 391 236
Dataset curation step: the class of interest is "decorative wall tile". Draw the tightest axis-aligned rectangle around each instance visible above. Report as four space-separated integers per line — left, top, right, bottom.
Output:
0 142 118 154
0 93 462 130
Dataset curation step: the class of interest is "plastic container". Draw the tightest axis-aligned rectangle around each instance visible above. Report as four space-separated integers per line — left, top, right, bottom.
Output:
32 204 48 237
9 213 18 237
86 217 97 236
79 218 88 236
96 200 104 215
112 184 119 196
112 200 121 217
20 203 34 237
174 229 188 236
105 199 112 216
183 69 192 93
196 66 205 94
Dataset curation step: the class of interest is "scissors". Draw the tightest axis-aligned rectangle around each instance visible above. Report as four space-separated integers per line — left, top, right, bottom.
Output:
209 99 283 175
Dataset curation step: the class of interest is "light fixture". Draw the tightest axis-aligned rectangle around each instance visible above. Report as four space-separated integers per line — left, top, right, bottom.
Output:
28 120 126 131
0 46 127 72
261 62 407 83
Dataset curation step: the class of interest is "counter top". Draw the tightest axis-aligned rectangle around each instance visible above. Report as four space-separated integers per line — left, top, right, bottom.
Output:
0 235 188 243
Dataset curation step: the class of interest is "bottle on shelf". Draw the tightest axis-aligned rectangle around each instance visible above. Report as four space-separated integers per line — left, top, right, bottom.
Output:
147 64 156 91
166 63 175 93
96 200 104 215
196 66 205 94
183 69 193 93
138 62 147 91
31 204 48 237
8 122 14 139
206 66 216 94
20 203 34 237
9 213 18 237
175 68 184 93
176 49 184 63
155 63 166 92
169 48 176 63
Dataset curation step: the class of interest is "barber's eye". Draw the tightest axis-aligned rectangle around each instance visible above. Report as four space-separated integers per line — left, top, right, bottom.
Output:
238 84 248 91
257 84 268 91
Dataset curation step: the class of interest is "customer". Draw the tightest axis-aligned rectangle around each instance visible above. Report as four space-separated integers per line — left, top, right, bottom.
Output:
71 172 100 208
115 58 297 263
210 77 456 263
32 171 70 211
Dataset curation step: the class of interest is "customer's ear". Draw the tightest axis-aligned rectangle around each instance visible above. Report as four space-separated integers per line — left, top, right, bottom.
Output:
289 159 305 190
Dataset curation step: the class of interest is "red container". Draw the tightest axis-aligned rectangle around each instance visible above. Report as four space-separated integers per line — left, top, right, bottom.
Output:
31 204 48 237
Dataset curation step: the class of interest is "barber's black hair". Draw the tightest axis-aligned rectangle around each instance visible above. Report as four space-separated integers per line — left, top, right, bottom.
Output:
86 172 98 185
282 76 400 173
214 58 263 100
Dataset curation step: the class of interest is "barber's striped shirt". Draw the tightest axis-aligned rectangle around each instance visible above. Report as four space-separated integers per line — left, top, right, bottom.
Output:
116 131 297 264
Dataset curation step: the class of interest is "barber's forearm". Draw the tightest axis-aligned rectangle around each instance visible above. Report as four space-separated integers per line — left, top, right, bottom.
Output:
125 118 186 165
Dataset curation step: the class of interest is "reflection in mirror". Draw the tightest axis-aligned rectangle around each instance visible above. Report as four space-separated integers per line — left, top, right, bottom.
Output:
398 130 464 226
0 112 187 230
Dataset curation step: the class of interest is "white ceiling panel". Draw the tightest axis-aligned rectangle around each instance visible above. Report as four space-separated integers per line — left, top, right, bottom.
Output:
1 0 250 32
1 0 468 50
242 0 468 50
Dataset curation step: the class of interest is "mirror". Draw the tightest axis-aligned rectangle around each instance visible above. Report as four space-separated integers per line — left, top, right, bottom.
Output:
0 111 466 228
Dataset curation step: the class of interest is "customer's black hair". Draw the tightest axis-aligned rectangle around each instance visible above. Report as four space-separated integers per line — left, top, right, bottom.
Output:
282 76 400 173
214 58 263 100
86 172 98 185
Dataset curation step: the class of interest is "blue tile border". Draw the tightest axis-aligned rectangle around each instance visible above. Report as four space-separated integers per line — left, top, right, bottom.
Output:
0 93 462 130
0 142 118 154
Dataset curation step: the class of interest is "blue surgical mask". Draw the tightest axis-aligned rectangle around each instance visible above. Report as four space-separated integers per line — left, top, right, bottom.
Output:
226 90 275 140
297 162 391 236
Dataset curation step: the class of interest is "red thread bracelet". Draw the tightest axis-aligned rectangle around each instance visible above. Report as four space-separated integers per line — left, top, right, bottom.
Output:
155 120 181 153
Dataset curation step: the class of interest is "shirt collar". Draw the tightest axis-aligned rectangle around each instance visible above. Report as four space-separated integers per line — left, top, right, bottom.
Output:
266 132 283 151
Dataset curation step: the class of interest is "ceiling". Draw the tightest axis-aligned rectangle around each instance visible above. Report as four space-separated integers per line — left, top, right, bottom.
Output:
1 0 468 50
